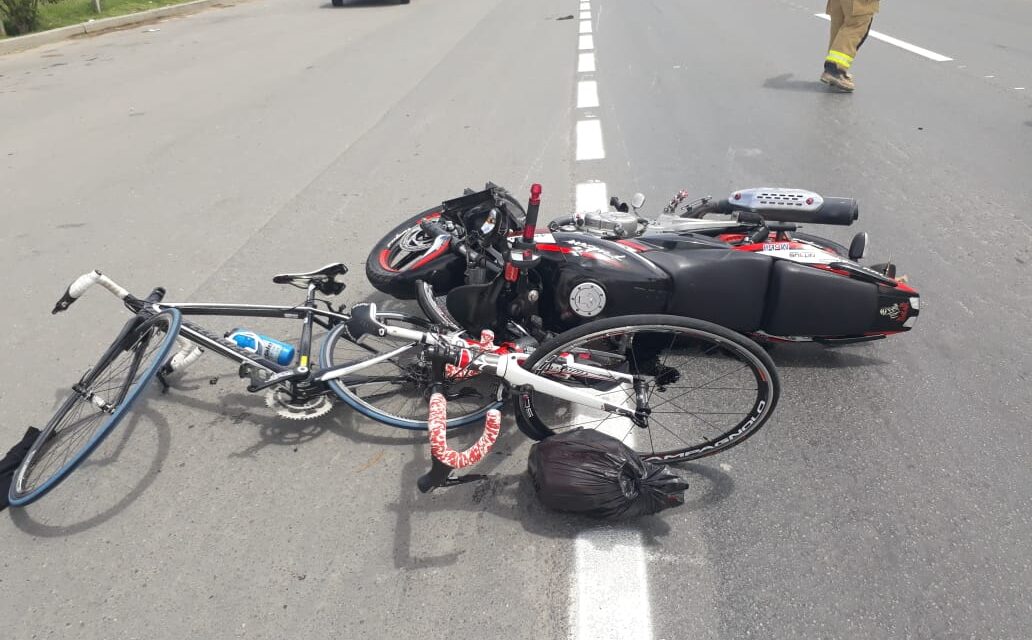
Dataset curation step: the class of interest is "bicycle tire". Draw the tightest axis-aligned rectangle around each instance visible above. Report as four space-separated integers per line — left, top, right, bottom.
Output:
514 314 779 463
320 312 503 430
8 309 182 506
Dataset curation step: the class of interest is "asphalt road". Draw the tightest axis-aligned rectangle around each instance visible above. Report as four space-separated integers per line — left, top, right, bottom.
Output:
1 0 1031 638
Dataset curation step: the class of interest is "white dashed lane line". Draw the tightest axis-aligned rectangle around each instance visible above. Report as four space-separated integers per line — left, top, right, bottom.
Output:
570 5 651 639
574 182 608 214
577 81 600 108
814 13 953 62
575 120 605 160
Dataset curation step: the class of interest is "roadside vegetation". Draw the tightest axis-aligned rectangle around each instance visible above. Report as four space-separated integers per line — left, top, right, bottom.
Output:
2 0 190 37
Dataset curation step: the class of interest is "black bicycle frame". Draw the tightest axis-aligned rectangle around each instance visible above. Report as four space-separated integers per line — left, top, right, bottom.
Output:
150 283 349 376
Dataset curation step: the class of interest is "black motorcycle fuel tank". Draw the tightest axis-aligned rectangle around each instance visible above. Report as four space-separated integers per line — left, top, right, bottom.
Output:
535 232 670 330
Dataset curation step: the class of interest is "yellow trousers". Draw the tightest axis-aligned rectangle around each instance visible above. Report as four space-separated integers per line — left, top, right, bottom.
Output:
826 0 880 69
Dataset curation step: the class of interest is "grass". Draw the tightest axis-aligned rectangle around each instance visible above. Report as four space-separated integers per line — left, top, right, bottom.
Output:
35 0 194 32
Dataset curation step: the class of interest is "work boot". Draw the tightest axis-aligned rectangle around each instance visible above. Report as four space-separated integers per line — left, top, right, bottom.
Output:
820 62 855 92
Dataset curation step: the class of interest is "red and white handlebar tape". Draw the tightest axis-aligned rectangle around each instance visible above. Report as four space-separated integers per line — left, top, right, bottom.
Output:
427 392 501 469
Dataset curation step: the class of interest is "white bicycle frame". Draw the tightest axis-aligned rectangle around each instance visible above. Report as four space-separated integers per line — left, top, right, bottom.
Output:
346 303 643 422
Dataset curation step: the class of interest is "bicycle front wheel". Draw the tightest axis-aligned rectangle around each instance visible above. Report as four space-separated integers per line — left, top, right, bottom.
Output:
320 313 503 430
8 309 181 507
515 314 779 463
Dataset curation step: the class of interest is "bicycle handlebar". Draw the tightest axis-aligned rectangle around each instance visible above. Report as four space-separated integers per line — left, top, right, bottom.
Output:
52 270 167 315
52 270 131 314
345 301 641 490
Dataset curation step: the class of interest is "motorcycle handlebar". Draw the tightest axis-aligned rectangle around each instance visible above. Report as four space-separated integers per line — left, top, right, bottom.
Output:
726 196 858 226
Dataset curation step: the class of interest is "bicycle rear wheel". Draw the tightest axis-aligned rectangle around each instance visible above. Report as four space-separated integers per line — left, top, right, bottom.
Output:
515 314 779 463
320 313 502 430
8 309 181 507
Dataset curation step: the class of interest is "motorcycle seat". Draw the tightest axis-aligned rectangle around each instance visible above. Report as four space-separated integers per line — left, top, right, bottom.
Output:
761 260 876 336
644 248 772 333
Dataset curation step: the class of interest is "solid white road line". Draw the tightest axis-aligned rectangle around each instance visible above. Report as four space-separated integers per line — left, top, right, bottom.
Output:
815 13 953 62
576 120 605 160
573 528 652 640
578 34 594 51
577 81 600 108
566 364 652 640
578 52 596 73
580 20 592 34
580 10 590 20
580 1 589 10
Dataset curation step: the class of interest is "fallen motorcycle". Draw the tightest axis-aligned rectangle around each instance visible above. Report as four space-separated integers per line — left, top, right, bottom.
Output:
366 183 920 345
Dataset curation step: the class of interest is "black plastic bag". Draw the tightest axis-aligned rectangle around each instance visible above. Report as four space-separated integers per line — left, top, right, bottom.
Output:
1 427 40 511
527 429 690 520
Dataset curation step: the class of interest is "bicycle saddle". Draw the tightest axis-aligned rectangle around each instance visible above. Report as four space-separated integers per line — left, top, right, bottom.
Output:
272 263 348 295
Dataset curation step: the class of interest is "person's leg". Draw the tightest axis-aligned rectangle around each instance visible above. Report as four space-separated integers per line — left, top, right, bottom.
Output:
827 0 845 52
821 0 854 88
829 0 878 68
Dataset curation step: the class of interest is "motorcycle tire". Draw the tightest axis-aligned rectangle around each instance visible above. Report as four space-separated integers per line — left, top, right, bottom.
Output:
365 206 453 299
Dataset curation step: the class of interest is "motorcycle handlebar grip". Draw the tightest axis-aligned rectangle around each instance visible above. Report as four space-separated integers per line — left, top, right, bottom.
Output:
813 197 859 225
521 183 543 242
751 197 858 226
419 218 449 238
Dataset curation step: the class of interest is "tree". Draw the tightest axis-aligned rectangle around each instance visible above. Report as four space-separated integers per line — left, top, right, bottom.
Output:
1 0 60 36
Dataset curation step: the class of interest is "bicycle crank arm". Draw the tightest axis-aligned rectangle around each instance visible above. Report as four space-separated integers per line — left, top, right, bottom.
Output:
245 367 311 393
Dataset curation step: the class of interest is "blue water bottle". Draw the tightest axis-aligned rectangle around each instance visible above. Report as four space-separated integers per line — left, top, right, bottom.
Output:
226 329 295 366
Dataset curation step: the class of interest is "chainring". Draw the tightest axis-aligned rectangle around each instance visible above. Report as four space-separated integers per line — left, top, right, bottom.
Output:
265 387 334 421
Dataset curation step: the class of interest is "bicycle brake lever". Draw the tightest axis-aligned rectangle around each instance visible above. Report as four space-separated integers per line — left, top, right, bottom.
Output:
417 457 488 493
346 303 387 341
417 457 456 493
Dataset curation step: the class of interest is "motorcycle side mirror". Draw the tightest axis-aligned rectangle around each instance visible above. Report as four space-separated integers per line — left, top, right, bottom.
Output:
631 193 646 210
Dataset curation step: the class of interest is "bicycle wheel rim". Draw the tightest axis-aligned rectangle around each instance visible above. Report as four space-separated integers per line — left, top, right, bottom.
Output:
519 318 778 463
8 309 182 506
320 315 502 430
